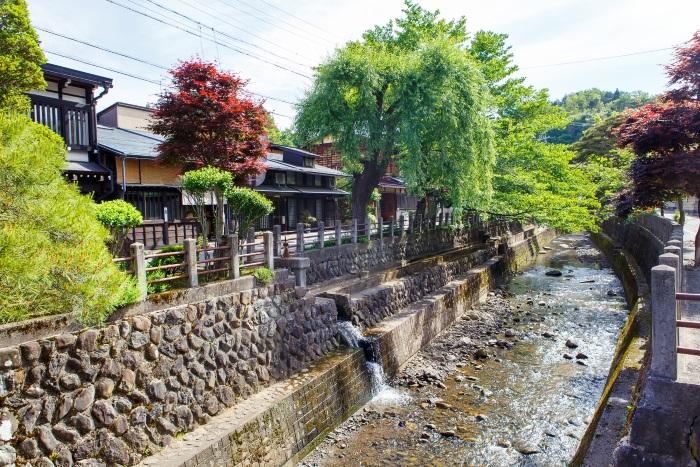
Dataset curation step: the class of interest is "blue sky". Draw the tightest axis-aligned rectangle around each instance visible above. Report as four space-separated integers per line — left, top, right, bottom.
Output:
28 0 700 128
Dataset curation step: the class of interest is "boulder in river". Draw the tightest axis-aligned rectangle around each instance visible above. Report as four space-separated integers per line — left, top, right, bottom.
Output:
576 352 588 360
565 339 579 349
514 440 541 454
545 269 563 277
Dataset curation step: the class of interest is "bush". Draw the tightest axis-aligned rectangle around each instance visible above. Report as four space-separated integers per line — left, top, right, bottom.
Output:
181 167 232 242
253 267 274 285
226 186 273 235
0 113 136 324
95 199 142 255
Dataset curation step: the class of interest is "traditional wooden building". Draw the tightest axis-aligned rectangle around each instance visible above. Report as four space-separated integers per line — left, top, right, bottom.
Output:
27 63 114 197
96 102 349 232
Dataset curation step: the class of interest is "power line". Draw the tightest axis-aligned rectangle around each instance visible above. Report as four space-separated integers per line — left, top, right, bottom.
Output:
103 0 312 79
216 0 329 45
255 0 339 39
173 0 316 63
142 0 314 69
39 28 298 106
522 46 674 70
43 49 295 120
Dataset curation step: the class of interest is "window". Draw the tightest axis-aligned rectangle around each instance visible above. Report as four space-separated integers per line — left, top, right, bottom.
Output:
314 176 322 187
287 172 296 185
274 172 286 185
328 177 336 188
304 157 314 168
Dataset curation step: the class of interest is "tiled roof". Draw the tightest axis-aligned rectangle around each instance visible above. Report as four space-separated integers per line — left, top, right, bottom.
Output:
97 125 163 158
42 63 113 87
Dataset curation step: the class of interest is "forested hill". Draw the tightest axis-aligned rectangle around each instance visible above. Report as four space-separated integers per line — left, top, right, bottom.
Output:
546 88 655 144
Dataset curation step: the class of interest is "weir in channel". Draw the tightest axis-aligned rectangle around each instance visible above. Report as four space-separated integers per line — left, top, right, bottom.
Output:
299 234 629 466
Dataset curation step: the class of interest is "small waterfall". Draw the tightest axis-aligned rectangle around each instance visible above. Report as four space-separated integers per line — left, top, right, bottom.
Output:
337 321 408 405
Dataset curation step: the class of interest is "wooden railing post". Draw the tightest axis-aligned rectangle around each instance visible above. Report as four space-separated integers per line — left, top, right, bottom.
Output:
651 264 677 380
335 222 342 247
130 242 147 301
318 220 325 249
351 218 358 244
227 234 239 279
162 220 170 246
296 223 305 254
184 238 199 288
263 231 274 270
272 225 281 257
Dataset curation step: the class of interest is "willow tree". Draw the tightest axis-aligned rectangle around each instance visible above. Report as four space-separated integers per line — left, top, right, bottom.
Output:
295 1 495 220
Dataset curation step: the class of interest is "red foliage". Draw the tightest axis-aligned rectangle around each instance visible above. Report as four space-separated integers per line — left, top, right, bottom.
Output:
615 31 700 216
149 60 268 184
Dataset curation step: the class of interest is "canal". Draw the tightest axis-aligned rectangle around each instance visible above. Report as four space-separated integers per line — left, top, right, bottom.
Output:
299 233 628 466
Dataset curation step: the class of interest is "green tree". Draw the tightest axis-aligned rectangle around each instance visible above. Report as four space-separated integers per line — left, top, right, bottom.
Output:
181 167 232 244
296 1 494 220
0 113 136 324
0 0 46 112
266 115 297 147
469 31 600 231
95 199 143 255
225 187 273 237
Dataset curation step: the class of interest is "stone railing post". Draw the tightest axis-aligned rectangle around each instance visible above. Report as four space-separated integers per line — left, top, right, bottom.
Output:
399 214 405 236
290 257 310 288
246 227 255 255
390 217 395 239
378 217 384 242
272 225 281 257
296 222 305 254
335 222 342 247
351 218 358 244
651 264 677 380
130 242 147 300
438 212 443 226
664 245 683 291
263 231 274 270
416 215 423 234
431 215 437 229
184 238 199 288
364 216 371 239
227 234 240 279
317 221 325 249
408 212 414 233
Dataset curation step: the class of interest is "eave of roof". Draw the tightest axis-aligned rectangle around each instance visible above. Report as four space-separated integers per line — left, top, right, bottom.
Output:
270 144 318 158
42 63 113 87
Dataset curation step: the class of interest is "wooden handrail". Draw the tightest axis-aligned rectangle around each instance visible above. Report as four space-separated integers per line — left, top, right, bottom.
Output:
676 293 700 301
197 257 231 265
677 346 700 356
145 250 184 259
145 262 185 272
676 319 700 329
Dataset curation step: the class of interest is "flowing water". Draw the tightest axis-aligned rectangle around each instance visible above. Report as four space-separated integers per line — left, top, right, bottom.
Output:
300 234 628 466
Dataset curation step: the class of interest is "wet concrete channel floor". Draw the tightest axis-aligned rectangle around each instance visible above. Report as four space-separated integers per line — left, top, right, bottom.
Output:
299 234 628 467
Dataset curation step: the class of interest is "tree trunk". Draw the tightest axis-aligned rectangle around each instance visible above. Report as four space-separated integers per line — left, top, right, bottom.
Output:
214 190 225 245
351 159 383 222
677 196 686 225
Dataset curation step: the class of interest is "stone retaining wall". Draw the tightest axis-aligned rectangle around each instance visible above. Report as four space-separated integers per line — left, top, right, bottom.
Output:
303 221 521 285
0 283 338 467
324 246 496 329
601 214 682 283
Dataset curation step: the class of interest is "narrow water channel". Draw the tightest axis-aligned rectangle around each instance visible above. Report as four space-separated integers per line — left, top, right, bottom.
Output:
299 233 628 466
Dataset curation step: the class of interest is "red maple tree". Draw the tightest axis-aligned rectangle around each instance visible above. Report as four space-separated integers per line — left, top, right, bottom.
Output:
616 31 700 257
149 59 269 184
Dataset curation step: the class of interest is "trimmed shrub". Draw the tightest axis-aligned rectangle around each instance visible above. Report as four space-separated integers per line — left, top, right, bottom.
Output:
226 186 273 236
0 113 137 324
95 199 143 255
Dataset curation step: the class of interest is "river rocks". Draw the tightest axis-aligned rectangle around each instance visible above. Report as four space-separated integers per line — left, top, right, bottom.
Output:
504 329 517 338
563 353 573 360
542 331 555 338
565 339 579 349
474 348 489 359
545 269 563 277
514 440 541 454
576 352 588 360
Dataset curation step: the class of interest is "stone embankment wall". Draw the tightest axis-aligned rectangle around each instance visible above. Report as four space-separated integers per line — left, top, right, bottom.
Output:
600 213 682 282
304 221 522 285
0 282 337 467
324 246 496 329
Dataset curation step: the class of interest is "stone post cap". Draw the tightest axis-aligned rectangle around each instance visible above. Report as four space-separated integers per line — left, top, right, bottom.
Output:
659 252 680 259
652 264 676 272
